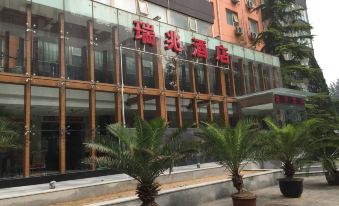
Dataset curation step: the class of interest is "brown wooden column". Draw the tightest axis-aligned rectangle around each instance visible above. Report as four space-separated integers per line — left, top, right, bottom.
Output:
219 67 229 125
88 20 96 166
239 59 246 95
174 61 183 127
59 13 66 174
230 59 236 96
250 62 256 92
23 4 32 178
154 39 166 120
258 64 266 91
136 51 144 119
112 27 122 123
190 62 198 125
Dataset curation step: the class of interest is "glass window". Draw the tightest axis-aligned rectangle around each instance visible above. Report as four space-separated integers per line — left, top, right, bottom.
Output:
0 0 28 74
181 98 195 128
31 86 59 176
226 9 238 26
122 49 137 86
233 59 242 96
212 102 223 125
32 1 63 78
195 64 207 94
114 0 137 14
96 92 115 137
124 94 138 128
93 3 118 84
148 2 167 23
198 101 209 122
66 89 89 172
143 95 157 121
0 83 24 178
142 53 156 88
249 19 259 34
197 20 212 36
253 63 261 92
118 10 139 49
166 97 178 128
169 11 188 30
64 1 93 81
179 60 192 92
164 57 177 90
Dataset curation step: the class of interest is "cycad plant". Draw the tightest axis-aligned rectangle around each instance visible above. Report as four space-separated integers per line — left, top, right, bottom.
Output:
261 117 318 178
84 117 194 206
197 119 259 197
0 116 21 151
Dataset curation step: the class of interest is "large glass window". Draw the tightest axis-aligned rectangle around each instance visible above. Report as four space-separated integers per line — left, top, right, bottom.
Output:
179 61 193 92
93 3 118 84
166 97 178 128
124 94 138 128
147 2 167 23
143 95 157 121
226 9 238 26
198 101 209 123
32 1 63 78
0 0 28 74
0 83 24 178
164 57 177 90
181 98 195 128
197 20 212 36
122 49 137 86
169 11 188 30
31 86 59 176
66 89 89 172
96 92 115 137
249 19 259 34
114 0 137 14
233 59 242 96
142 53 156 88
64 0 92 81
195 64 207 94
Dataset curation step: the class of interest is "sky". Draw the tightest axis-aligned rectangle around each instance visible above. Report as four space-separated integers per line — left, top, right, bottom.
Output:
307 0 339 87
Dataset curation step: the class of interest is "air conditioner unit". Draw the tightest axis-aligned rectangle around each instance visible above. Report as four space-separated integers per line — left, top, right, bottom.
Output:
231 0 240 4
235 26 243 35
246 0 254 9
249 32 258 40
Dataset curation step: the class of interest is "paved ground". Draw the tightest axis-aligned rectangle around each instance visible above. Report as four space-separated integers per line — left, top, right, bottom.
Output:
201 176 339 206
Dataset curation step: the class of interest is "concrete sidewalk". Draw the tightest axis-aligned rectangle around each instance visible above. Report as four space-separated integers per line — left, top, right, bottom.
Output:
201 176 339 206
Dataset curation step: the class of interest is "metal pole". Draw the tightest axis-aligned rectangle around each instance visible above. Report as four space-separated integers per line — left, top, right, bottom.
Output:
119 45 126 127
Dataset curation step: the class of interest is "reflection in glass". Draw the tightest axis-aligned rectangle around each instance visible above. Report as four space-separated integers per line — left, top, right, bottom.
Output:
93 3 117 84
0 83 24 178
66 89 89 171
31 86 59 175
0 0 27 74
179 61 192 92
181 98 194 128
124 94 138 128
32 2 62 78
96 92 115 137
166 97 178 128
64 1 92 80
142 53 155 88
164 57 177 90
122 49 137 86
195 64 207 94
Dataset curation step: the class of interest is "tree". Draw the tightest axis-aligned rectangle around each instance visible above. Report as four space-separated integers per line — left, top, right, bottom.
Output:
0 117 21 151
255 0 328 93
330 79 339 100
197 119 260 197
84 117 195 206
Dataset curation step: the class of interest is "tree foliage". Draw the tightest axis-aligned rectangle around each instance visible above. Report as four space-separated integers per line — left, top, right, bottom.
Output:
255 0 328 93
197 119 260 194
0 116 21 151
84 117 195 206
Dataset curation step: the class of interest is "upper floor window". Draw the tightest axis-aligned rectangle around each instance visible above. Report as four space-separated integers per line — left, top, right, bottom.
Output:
169 10 189 30
249 19 259 34
226 9 239 26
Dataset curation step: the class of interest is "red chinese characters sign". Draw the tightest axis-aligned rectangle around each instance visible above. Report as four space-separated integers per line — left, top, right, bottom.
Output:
133 21 230 65
164 30 183 53
192 37 207 59
133 20 155 47
275 95 304 106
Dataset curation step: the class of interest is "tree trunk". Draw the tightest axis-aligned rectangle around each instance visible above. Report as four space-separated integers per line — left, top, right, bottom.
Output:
136 182 161 206
232 174 244 192
282 161 295 178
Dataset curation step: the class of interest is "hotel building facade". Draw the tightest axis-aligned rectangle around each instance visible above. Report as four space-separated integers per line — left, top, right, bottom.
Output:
0 0 306 183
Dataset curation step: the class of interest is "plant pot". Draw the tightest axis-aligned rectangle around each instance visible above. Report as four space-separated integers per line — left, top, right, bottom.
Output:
325 171 339 185
278 178 303 198
231 191 256 206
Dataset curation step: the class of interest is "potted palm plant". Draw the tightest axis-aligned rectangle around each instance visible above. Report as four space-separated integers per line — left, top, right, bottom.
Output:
197 119 260 206
85 117 194 206
260 117 318 198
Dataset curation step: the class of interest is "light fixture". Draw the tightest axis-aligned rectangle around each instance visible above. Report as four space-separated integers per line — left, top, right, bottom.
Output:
153 16 161 21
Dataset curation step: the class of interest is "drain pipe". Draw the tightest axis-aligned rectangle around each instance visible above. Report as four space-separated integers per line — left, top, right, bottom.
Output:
215 0 222 40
